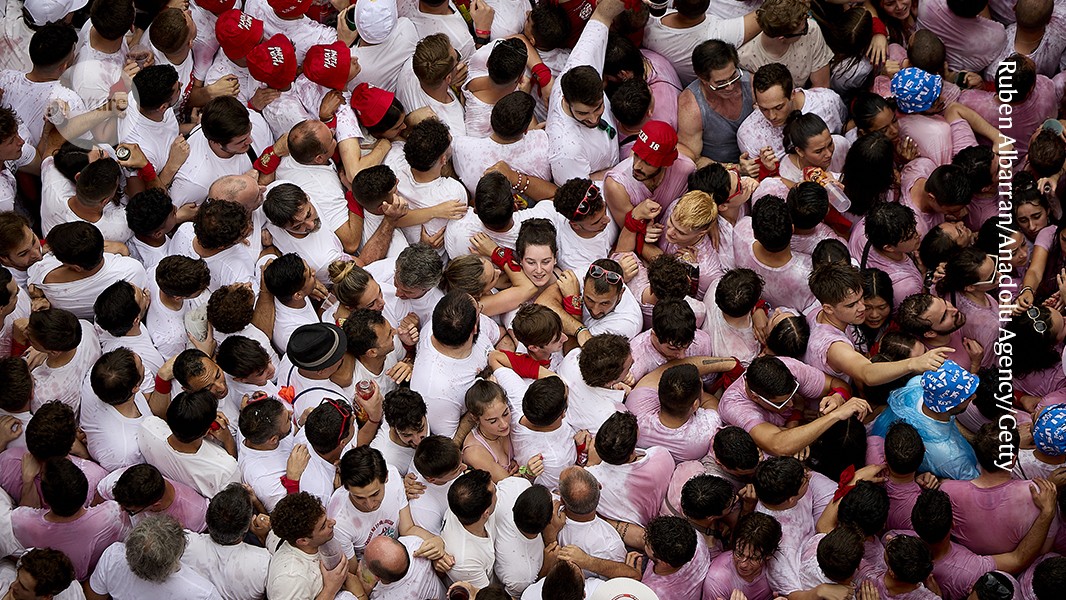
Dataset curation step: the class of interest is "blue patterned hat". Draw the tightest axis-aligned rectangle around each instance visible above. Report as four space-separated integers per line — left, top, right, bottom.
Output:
920 360 978 413
891 67 943 114
1034 405 1066 456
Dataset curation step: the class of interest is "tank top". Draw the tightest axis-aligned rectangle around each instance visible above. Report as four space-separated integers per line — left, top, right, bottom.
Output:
686 70 754 163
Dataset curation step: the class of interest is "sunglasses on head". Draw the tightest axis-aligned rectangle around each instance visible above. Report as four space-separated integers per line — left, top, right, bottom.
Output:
973 254 1000 286
573 183 600 219
587 264 622 285
325 398 353 447
1026 307 1048 334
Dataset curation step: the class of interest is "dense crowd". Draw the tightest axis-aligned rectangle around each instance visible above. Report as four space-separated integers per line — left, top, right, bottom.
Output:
0 0 1057 597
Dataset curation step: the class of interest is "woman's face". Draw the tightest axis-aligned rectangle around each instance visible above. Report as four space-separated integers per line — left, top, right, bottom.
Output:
864 107 899 142
480 257 502 296
880 0 912 20
797 130 835 170
520 244 557 287
1006 231 1030 269
1016 202 1049 241
863 295 892 330
939 221 973 247
477 398 512 438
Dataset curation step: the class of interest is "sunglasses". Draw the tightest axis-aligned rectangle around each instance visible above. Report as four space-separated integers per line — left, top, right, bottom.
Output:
573 183 600 219
726 166 744 201
587 264 622 285
1026 307 1048 334
973 254 1000 286
704 70 742 92
325 398 353 447
781 20 809 38
751 380 800 410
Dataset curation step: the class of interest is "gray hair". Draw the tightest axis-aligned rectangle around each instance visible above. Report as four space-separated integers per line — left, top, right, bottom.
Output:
396 243 443 289
559 467 600 515
125 515 187 583
206 483 254 545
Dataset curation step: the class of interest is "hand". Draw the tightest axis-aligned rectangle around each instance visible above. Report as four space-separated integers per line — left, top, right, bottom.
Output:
631 198 661 221
23 347 46 371
909 347 954 373
248 86 281 112
432 553 456 573
431 199 468 221
866 33 887 65
738 152 759 178
851 463 888 484
208 412 232 441
165 135 191 170
625 551 645 573
819 393 846 414
403 471 426 500
526 453 545 477
813 583 852 600
1031 477 1057 514
1038 175 1058 198
115 143 149 169
413 535 447 560
758 146 779 175
485 160 516 181
206 75 240 99
556 545 590 569
1014 288 1035 314
832 397 872 422
963 71 984 89
856 580 879 600
469 232 499 257
611 381 632 395
962 337 984 365
420 226 445 249
1057 269 1066 302
753 307 777 346
286 443 310 480
20 451 41 483
386 360 413 383
187 320 216 355
470 0 495 34
644 223 663 244
319 90 345 122
398 312 420 347
615 253 639 283
0 415 22 449
916 472 941 490
895 135 919 161
738 483 757 506
557 269 580 298
250 513 271 538
792 446 810 461
381 195 409 222
319 554 349 595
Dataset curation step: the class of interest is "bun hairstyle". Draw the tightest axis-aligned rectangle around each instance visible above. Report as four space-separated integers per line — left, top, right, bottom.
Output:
783 110 829 155
328 260 372 307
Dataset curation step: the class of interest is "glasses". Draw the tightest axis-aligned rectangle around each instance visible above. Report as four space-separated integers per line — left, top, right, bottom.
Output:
1026 307 1048 334
751 380 800 409
124 505 149 517
587 264 622 285
781 20 809 38
704 70 742 92
726 166 744 201
573 183 600 219
974 255 1000 286
597 119 617 140
325 398 353 447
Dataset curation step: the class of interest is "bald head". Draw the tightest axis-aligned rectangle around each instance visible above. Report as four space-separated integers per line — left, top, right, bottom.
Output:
288 120 333 166
559 466 600 516
364 536 410 584
208 174 261 212
1015 0 1053 28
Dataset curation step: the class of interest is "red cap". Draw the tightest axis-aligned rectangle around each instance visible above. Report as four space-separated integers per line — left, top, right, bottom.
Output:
267 0 312 18
246 34 298 91
350 82 395 128
632 120 678 168
215 10 264 62
195 0 237 15
304 41 352 91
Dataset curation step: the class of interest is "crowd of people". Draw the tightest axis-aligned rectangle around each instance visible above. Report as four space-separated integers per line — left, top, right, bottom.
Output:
0 0 1059 596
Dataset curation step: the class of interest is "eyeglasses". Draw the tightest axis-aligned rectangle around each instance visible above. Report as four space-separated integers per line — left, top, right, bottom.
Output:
726 166 744 201
781 20 809 38
587 264 622 285
124 505 149 517
704 70 742 92
573 183 600 219
973 254 1000 286
325 398 353 447
597 119 617 140
750 380 800 410
1026 307 1048 334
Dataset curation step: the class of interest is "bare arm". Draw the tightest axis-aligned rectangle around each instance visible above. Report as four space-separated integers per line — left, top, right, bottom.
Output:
676 90 704 162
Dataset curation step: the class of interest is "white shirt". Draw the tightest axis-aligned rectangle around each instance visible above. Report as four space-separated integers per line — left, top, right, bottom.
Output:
170 125 270 206
30 320 101 414
365 257 443 327
138 415 241 498
98 327 165 394
442 208 531 262
265 197 347 288
79 376 152 471
407 468 454 535
183 533 270 600
0 70 70 146
370 424 417 476
642 14 746 84
275 158 350 230
0 558 84 598
118 99 180 175
737 87 847 161
488 477 543 597
396 61 468 136
557 350 628 434
265 540 325 600
272 299 320 355
528 201 618 277
400 0 475 60
170 222 258 294
557 516 627 579
369 536 447 600
39 192 132 244
349 18 420 93
440 509 495 588
28 253 148 320
451 131 553 196
90 543 221 600
327 464 408 559
145 265 193 360
238 442 292 513
278 355 356 420
409 328 494 438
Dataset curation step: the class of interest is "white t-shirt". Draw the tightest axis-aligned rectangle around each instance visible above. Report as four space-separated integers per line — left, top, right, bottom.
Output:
409 330 494 438
138 415 241 498
98 327 165 394
272 299 320 355
369 535 447 600
451 131 553 196
264 540 324 600
28 253 148 320
349 18 419 93
183 533 270 600
732 217 817 313
145 265 193 360
30 320 101 414
510 422 577 492
327 464 408 559
90 543 221 600
265 198 347 288
407 468 454 535
278 356 356 421
488 477 543 597
169 222 258 294
170 125 269 206
442 208 529 262
395 61 468 136
642 14 747 84
238 443 291 513
117 99 180 174
556 350 628 434
394 164 469 253
440 509 495 588
79 377 152 472
0 71 73 146
400 0 475 60
736 87 847 161
557 516 627 579
0 558 85 599
39 192 132 245
528 201 618 277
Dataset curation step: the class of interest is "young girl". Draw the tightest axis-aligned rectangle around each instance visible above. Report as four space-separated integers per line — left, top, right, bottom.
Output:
462 379 541 482
323 260 385 326
856 268 896 356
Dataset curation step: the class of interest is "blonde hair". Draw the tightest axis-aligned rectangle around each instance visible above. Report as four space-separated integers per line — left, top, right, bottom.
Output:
443 255 489 298
327 260 372 307
672 190 719 230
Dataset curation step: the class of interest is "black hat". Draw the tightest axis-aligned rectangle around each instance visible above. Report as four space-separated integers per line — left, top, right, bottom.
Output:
287 323 347 370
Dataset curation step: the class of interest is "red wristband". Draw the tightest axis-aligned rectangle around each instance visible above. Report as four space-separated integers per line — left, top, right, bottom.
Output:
139 161 157 183
563 294 583 317
751 299 770 315
624 210 648 254
9 339 28 358
531 63 551 88
475 28 491 37
491 246 521 272
831 386 852 401
253 147 281 175
280 475 300 494
757 158 778 180
871 17 887 36
246 99 260 113
154 375 172 394
503 350 543 379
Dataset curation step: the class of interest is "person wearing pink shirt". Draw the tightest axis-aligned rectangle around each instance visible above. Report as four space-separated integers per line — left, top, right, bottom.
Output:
703 511 782 600
901 158 973 239
911 482 1057 600
936 247 998 370
103 463 209 533
633 364 721 463
585 412 673 528
852 202 925 309
640 515 711 600
628 300 713 383
603 120 695 226
985 0 1066 79
963 56 1065 158
897 293 981 373
882 421 938 531
866 534 940 599
916 0 1006 74
732 196 818 313
701 268 763 367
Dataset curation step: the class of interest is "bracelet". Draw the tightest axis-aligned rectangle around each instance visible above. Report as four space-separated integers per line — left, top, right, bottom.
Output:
345 190 365 216
830 386 852 401
474 28 491 37
575 325 589 337
531 63 551 88
955 71 967 87
246 99 259 113
491 246 521 272
153 374 172 394
140 161 157 183
563 294 583 317
253 147 281 175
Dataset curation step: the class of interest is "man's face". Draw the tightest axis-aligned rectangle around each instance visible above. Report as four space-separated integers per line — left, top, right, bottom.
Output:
520 244 557 287
733 542 767 581
298 262 316 298
9 567 40 600
240 361 276 386
892 226 921 254
373 320 396 357
921 297 966 336
830 289 866 326
664 213 706 247
348 478 387 513
938 221 973 247
567 98 605 128
533 331 567 356
651 331 691 362
275 407 293 442
395 418 428 448
632 156 662 182
287 200 322 235
221 131 254 155
186 357 229 399
1 226 42 271
572 205 611 235
308 514 336 547
754 85 793 128
0 130 25 162
394 280 429 301
315 123 338 161
702 63 742 98
583 286 621 320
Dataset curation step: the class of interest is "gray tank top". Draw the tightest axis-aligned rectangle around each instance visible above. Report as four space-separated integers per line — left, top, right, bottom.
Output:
687 70 754 163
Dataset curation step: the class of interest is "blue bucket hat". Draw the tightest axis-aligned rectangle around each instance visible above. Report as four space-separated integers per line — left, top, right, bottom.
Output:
921 360 979 413
891 67 943 114
1034 404 1066 456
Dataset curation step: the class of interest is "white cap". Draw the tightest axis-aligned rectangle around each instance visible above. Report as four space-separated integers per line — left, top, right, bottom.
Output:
355 0 397 45
24 0 90 26
588 578 660 600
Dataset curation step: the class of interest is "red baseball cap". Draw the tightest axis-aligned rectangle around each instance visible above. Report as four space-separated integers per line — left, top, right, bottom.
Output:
267 0 312 18
304 42 352 91
215 10 264 62
246 34 298 91
632 120 678 168
195 0 237 15
350 83 395 128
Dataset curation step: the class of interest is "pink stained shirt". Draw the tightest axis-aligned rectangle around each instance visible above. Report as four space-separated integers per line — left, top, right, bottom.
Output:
1020 552 1060 600
628 327 713 383
662 461 709 520
898 115 979 167
717 356 827 433
642 533 712 600
900 157 943 238
732 217 818 313
737 88 848 161
940 478 1055 556
703 551 772 600
655 202 725 300
97 467 209 533
916 0 1007 73
955 291 997 370
0 449 107 509
984 16 1066 79
604 153 695 214
885 478 922 531
848 218 925 310
932 542 998 600
643 49 683 129
804 316 860 383
867 572 941 599
11 501 130 581
585 446 675 527
637 407 722 464
701 296 760 369
960 75 1066 157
